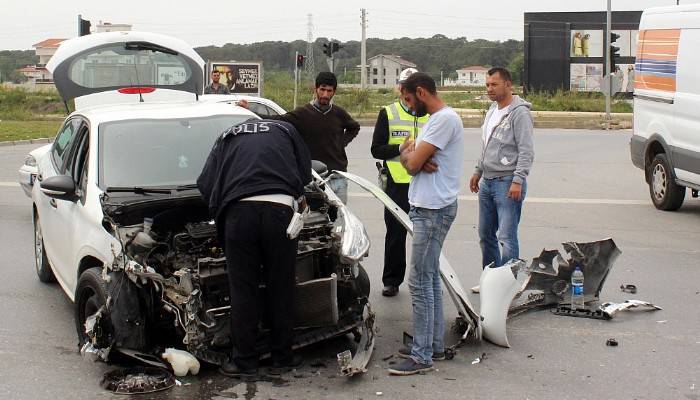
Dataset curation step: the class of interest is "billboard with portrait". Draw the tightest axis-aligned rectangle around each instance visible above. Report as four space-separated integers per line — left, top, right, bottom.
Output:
207 62 262 96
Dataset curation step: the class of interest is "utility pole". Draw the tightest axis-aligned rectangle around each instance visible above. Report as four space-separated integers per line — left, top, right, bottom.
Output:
440 70 444 87
605 0 611 123
305 14 315 81
360 8 367 89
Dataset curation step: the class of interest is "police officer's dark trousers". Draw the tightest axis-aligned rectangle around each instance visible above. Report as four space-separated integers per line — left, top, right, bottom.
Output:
382 172 410 287
222 201 297 371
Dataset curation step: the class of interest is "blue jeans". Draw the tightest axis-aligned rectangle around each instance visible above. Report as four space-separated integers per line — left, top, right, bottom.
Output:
478 176 527 268
408 201 457 365
328 176 348 204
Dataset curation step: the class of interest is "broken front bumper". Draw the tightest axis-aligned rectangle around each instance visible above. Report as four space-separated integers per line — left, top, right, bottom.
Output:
337 303 376 376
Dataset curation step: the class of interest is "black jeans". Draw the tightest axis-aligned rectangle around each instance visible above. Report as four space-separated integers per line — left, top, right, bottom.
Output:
382 173 410 287
222 201 297 370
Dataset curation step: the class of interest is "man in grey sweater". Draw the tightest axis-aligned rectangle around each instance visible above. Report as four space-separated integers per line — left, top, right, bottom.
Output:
469 68 534 289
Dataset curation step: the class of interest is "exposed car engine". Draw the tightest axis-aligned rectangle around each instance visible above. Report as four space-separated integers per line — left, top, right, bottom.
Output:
84 180 372 370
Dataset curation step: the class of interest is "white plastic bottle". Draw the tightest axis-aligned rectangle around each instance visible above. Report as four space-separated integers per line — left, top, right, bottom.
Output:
571 266 585 310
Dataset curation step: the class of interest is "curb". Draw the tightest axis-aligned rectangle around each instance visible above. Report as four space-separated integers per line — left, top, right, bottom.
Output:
0 138 54 147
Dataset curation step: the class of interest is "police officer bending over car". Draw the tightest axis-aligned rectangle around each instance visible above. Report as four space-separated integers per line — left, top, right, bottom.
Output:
197 118 312 378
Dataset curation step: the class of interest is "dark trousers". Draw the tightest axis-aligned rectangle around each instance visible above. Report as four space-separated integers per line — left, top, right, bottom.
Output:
382 173 410 287
222 201 297 370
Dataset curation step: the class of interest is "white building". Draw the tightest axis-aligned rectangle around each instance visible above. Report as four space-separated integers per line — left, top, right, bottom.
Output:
367 54 417 88
33 38 66 67
455 65 488 86
17 39 67 84
94 21 133 33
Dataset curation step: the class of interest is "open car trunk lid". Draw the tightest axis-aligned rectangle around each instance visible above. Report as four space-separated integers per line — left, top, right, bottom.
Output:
46 31 205 110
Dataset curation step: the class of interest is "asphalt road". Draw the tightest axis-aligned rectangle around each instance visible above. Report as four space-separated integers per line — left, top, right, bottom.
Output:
0 128 699 400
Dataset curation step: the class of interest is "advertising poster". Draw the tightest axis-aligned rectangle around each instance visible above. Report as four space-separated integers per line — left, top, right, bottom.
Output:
614 64 635 93
570 63 603 92
570 63 635 93
208 62 262 95
570 30 604 58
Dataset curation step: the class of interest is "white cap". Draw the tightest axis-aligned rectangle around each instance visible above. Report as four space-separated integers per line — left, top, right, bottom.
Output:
398 68 418 84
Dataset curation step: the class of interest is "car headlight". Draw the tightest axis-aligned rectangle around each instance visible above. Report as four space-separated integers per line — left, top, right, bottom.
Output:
24 155 37 167
336 206 370 264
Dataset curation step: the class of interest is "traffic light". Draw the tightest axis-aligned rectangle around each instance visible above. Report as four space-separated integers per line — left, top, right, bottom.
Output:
296 54 305 68
609 32 621 73
78 16 91 36
322 41 342 57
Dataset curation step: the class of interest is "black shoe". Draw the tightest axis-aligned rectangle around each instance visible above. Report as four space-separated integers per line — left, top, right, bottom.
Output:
397 346 446 361
219 360 257 379
387 358 433 376
268 354 303 376
382 285 399 297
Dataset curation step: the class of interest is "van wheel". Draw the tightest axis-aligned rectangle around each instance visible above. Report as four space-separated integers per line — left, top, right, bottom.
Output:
649 153 685 211
33 211 55 283
75 267 108 346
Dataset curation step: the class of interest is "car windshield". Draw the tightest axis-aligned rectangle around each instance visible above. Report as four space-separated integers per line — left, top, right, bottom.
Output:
99 115 249 188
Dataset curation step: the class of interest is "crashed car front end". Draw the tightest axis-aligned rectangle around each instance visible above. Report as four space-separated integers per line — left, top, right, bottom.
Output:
81 177 375 376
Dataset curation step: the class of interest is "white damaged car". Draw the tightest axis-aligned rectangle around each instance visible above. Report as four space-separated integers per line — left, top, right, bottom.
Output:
26 31 375 376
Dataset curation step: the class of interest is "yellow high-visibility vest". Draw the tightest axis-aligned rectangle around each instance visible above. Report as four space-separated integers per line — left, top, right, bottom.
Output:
385 101 429 183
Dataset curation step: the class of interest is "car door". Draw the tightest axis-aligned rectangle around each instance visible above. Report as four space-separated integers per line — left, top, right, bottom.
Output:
49 121 93 293
35 118 81 287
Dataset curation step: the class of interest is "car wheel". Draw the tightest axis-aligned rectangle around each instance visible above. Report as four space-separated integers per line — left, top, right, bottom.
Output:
356 264 370 298
649 153 685 211
75 267 108 346
33 211 55 283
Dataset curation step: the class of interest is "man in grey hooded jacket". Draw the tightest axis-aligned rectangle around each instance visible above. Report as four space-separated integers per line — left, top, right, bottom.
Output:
469 67 534 285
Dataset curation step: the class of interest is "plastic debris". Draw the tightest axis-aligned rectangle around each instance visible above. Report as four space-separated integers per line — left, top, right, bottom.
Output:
101 367 175 394
471 353 487 365
606 338 619 347
161 348 200 377
620 284 637 294
599 300 662 319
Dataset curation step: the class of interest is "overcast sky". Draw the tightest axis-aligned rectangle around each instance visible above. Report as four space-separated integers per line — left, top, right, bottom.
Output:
1 0 697 50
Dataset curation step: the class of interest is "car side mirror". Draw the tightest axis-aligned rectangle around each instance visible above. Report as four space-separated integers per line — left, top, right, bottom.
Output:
40 175 78 202
312 160 328 176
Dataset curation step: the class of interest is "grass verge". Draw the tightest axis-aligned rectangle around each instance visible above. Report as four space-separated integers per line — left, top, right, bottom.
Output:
0 120 60 142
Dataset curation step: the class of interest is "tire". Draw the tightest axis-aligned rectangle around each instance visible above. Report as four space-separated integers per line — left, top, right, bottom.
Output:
649 153 685 211
356 264 370 298
33 211 55 283
75 267 108 346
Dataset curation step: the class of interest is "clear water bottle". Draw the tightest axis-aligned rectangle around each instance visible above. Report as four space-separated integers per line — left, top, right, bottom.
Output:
571 266 585 310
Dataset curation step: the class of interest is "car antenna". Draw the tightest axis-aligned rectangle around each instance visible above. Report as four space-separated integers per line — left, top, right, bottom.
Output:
131 53 145 103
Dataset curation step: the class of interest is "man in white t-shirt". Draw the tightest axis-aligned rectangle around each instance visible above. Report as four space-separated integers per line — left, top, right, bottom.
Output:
387 72 464 376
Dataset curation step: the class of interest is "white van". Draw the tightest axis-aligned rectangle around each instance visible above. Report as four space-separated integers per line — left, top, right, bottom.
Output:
631 4 700 210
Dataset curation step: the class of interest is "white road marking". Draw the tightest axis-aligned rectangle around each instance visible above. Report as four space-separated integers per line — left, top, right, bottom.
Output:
348 192 649 206
0 182 20 187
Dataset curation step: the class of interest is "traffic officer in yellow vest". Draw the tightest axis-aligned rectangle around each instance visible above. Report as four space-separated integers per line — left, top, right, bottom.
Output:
371 68 431 297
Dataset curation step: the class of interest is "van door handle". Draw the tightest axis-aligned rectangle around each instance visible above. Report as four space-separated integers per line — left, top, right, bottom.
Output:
49 199 57 208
